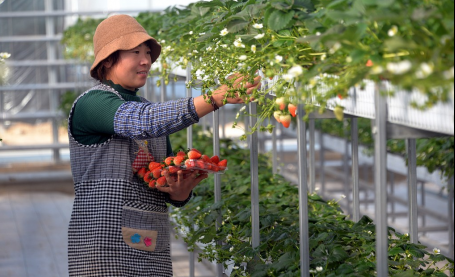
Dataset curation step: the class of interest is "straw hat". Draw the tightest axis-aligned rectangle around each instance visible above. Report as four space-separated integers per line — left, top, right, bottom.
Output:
90 14 161 78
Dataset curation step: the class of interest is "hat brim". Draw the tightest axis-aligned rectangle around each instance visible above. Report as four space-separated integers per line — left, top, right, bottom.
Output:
90 32 161 79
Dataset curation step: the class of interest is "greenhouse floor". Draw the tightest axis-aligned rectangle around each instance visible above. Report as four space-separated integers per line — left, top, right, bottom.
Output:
0 183 215 277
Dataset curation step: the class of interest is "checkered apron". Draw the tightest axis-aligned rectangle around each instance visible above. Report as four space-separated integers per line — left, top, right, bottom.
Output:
67 84 173 277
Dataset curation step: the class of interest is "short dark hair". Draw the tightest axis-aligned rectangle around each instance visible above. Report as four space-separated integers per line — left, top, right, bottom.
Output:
92 51 121 81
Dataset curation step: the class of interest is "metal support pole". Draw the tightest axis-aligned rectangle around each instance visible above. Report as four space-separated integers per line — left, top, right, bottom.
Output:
407 139 418 244
351 118 360 222
272 121 278 175
213 110 224 277
249 102 260 249
45 0 60 163
171 79 176 100
390 172 396 224
343 123 351 215
448 177 454 259
374 84 388 277
421 182 427 236
309 119 316 194
297 105 310 277
186 64 193 149
161 76 166 103
319 131 326 194
186 64 195 277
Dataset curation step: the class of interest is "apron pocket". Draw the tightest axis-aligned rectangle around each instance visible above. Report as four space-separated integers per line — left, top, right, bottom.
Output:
122 205 170 252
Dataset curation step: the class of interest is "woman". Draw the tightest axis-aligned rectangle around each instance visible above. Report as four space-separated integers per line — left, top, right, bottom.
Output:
67 14 260 276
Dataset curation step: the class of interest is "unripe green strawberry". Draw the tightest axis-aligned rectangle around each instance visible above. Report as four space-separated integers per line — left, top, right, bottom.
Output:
275 97 286 110
334 106 344 121
274 111 282 123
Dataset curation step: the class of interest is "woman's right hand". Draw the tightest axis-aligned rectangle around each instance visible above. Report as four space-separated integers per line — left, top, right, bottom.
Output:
193 74 262 118
212 74 262 106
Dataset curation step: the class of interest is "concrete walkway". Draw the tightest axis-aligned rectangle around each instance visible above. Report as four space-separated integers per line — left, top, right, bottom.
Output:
0 190 215 277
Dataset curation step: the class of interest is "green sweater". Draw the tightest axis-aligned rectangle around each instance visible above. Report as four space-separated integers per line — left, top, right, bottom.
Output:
71 80 173 156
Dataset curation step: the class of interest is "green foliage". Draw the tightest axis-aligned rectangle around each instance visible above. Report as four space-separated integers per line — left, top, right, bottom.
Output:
61 18 103 62
315 119 454 180
60 0 454 180
170 127 454 276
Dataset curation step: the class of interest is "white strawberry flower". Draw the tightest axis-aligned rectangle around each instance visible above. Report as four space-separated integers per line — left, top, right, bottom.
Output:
316 267 323 272
388 26 398 37
252 23 263 29
370 66 384 75
234 38 245 48
189 31 194 35
433 248 441 255
387 60 412 75
238 55 248 61
415 63 434 79
283 74 294 82
251 45 257 54
288 65 304 77
329 42 342 54
444 67 454 79
275 55 283 63
254 33 265 40
220 28 229 36
0 52 11 60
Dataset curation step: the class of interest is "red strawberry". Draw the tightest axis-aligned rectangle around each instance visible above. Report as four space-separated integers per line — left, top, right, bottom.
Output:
366 60 374 67
169 166 180 174
165 157 175 166
185 159 196 169
210 155 220 164
196 160 207 169
137 167 147 178
218 159 228 169
149 180 156 189
144 171 152 183
157 177 167 187
288 104 297 117
276 97 286 110
149 162 162 171
188 150 202 160
161 168 169 177
201 155 211 163
173 156 185 166
176 151 186 157
280 114 292 128
152 168 162 179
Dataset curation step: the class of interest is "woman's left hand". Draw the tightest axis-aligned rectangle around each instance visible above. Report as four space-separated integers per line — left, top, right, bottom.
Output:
156 170 208 202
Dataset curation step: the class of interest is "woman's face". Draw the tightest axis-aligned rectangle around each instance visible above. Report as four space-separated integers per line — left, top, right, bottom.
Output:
105 43 152 91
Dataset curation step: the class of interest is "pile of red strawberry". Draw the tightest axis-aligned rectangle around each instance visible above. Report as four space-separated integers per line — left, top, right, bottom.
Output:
136 148 228 189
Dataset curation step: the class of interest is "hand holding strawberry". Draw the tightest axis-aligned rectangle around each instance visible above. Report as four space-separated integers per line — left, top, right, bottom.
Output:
157 170 208 202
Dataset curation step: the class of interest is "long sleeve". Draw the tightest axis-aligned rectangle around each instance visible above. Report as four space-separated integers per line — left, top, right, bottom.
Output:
114 98 199 140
